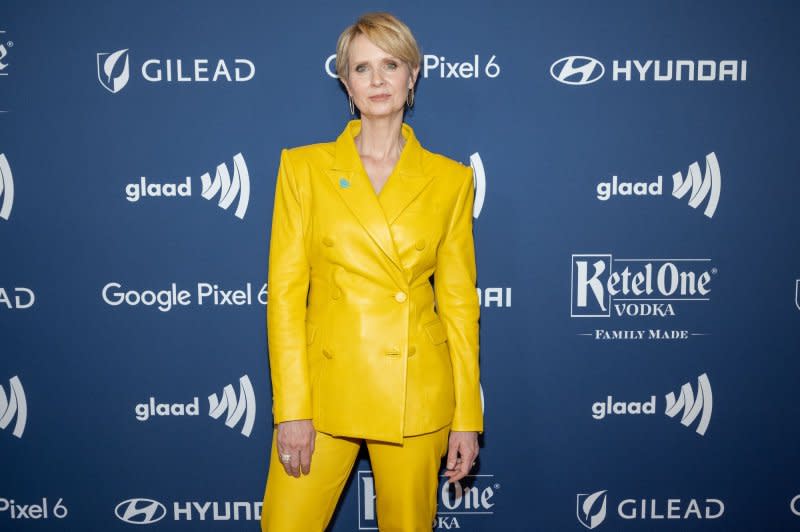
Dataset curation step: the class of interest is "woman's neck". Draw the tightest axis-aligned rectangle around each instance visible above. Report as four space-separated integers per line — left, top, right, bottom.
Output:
355 114 406 161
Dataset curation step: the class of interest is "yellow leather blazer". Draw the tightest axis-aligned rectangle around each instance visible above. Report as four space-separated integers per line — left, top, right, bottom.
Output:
267 120 482 443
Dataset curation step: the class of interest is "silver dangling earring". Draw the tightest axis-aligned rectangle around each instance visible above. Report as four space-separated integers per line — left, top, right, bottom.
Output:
406 87 414 109
349 95 355 115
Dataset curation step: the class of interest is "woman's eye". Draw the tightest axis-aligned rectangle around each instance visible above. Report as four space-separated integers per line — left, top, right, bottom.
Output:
355 64 367 73
386 62 397 70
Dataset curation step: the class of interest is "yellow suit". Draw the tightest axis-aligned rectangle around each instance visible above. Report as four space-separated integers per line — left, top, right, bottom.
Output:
267 119 482 444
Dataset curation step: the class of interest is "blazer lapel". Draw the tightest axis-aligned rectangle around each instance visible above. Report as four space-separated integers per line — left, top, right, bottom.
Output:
378 123 434 225
326 120 403 271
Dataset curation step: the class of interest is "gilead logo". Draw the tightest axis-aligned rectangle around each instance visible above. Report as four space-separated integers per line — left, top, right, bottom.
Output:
577 490 724 528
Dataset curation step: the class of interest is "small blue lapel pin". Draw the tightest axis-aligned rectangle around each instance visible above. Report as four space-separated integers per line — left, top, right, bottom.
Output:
339 177 350 189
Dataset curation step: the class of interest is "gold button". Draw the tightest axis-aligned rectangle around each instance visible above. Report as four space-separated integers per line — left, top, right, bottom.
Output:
332 287 342 299
322 236 334 247
408 345 417 357
394 291 407 303
414 239 426 250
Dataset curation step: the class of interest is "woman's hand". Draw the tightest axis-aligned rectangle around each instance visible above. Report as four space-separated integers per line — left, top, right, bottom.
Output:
444 430 479 484
276 419 316 477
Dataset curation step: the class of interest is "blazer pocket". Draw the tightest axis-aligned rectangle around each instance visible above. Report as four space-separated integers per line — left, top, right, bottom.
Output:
423 319 448 346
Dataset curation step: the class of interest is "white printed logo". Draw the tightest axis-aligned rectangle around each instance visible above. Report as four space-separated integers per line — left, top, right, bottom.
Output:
469 152 486 219
97 49 130 93
124 153 250 219
791 494 800 517
671 153 721 218
571 254 715 318
665 373 713 436
325 54 500 79
358 471 497 529
795 280 800 312
552 56 747 84
0 29 12 76
200 153 250 219
115 498 166 524
550 56 604 85
577 490 724 526
134 375 255 437
98 50 255 93
0 154 14 220
208 375 256 437
0 376 26 438
591 373 713 436
596 152 721 219
577 490 608 529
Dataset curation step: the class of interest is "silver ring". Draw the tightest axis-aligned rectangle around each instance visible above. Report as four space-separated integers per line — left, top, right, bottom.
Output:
279 453 292 463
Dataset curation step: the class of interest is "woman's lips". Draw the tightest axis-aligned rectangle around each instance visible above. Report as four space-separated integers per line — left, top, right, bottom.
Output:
368 94 390 101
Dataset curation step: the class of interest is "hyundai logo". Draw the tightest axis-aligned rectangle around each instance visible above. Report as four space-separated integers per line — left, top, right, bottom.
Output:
550 56 605 85
115 498 167 524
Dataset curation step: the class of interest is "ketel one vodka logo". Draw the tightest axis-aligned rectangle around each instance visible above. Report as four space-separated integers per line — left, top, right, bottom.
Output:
592 373 713 436
124 153 250 219
571 254 716 318
357 471 498 530
134 375 255 437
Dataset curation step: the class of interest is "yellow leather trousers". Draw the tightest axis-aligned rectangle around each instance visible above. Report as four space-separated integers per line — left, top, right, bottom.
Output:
261 425 450 531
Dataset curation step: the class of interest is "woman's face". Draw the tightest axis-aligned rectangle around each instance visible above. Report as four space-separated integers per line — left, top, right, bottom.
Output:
343 34 418 119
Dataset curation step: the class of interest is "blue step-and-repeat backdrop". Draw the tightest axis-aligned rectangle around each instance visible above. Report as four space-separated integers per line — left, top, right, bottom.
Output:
2 1 799 530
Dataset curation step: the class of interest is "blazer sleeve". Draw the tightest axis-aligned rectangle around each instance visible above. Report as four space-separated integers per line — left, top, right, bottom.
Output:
435 165 483 432
266 148 312 424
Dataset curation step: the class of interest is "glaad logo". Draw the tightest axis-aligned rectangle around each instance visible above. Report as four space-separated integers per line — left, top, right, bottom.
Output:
577 490 724 527
325 53 501 79
671 153 721 218
592 373 713 436
125 153 250 219
200 153 250 219
134 375 255 437
0 153 14 221
791 494 800 516
577 490 607 529
115 498 166 525
358 471 498 529
208 375 256 437
97 49 255 92
550 56 604 85
597 152 721 219
97 49 130 94
0 376 26 438
665 373 713 436
469 152 486 219
115 498 262 522
551 56 747 84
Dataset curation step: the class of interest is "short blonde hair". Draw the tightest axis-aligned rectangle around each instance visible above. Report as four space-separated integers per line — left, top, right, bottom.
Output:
335 12 421 80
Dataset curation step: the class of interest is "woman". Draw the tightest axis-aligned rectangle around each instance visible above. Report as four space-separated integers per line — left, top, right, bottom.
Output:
262 12 482 531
